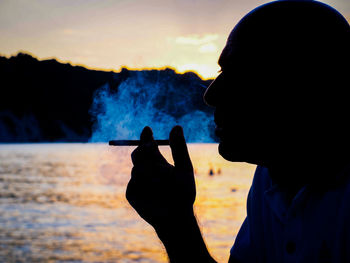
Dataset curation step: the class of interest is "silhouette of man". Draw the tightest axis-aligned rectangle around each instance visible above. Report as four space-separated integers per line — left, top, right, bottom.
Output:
126 1 350 262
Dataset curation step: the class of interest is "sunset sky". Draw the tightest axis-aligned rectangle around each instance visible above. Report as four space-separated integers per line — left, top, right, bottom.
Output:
0 0 349 79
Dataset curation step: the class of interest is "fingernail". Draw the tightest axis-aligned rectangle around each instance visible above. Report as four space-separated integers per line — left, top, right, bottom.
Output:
141 126 153 143
173 125 183 135
170 125 184 142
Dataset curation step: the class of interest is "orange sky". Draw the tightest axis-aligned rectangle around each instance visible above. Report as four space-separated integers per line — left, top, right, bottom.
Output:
0 0 349 79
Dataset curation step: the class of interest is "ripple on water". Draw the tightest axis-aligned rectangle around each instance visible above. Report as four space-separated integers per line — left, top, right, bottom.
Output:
0 143 256 262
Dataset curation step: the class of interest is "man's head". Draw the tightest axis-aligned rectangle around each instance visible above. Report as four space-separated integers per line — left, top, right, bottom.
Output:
204 0 350 167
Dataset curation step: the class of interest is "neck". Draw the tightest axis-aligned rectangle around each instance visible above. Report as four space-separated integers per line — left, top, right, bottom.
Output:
266 157 350 201
267 164 306 203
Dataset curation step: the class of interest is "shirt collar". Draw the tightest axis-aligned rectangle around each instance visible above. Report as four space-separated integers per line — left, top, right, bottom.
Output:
264 183 308 223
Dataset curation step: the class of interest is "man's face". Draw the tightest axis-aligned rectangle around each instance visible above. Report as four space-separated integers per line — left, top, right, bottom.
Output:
203 42 272 166
204 39 313 167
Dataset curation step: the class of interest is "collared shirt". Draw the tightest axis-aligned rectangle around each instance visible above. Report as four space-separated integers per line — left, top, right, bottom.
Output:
229 165 350 263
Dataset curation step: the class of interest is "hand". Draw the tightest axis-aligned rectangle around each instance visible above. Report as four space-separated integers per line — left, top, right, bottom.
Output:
126 127 216 263
126 125 195 229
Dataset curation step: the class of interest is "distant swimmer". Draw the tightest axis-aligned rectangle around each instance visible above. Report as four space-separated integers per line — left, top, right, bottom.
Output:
209 168 214 176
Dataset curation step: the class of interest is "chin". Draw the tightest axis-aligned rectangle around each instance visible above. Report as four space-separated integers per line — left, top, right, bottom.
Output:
218 141 246 162
218 141 262 165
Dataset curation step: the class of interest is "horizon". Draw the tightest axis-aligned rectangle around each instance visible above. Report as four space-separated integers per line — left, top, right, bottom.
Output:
0 51 214 80
0 0 349 79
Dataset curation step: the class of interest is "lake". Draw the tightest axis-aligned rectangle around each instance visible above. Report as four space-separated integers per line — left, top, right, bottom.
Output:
0 143 256 262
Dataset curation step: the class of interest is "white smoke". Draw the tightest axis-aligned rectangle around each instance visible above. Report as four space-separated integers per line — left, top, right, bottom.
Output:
89 72 214 142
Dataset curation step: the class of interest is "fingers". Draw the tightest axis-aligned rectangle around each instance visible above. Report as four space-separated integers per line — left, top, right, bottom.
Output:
131 126 169 167
169 125 193 172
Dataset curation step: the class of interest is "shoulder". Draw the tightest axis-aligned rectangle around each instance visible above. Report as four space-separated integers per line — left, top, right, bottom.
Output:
229 166 272 262
249 165 272 198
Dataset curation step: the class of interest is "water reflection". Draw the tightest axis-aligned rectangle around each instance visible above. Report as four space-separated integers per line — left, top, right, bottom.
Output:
0 143 255 262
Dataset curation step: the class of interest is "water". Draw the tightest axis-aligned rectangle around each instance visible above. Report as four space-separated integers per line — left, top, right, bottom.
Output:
0 144 256 263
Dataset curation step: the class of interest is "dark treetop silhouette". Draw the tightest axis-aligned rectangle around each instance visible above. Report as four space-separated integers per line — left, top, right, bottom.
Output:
125 1 350 262
0 54 214 142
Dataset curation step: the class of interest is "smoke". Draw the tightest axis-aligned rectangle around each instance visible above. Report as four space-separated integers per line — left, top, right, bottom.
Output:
89 71 215 142
0 111 42 142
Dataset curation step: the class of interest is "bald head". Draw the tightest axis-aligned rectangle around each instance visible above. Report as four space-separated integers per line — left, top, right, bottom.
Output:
219 0 350 71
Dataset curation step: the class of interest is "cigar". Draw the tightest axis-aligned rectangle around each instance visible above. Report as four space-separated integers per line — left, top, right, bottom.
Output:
109 140 170 146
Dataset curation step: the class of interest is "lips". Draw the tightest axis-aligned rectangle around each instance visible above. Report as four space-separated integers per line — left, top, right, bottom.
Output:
214 108 226 140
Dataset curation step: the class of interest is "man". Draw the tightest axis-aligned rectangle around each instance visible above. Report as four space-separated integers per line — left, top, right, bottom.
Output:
126 1 350 262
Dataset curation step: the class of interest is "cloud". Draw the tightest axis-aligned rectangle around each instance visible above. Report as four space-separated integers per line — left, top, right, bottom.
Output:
199 43 217 53
175 34 219 45
61 28 76 35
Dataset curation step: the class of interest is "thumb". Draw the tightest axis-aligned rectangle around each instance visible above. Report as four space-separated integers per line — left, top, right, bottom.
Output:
169 126 193 172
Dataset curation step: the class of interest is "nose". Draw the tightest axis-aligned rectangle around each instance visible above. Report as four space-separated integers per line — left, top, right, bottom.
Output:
203 73 224 107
